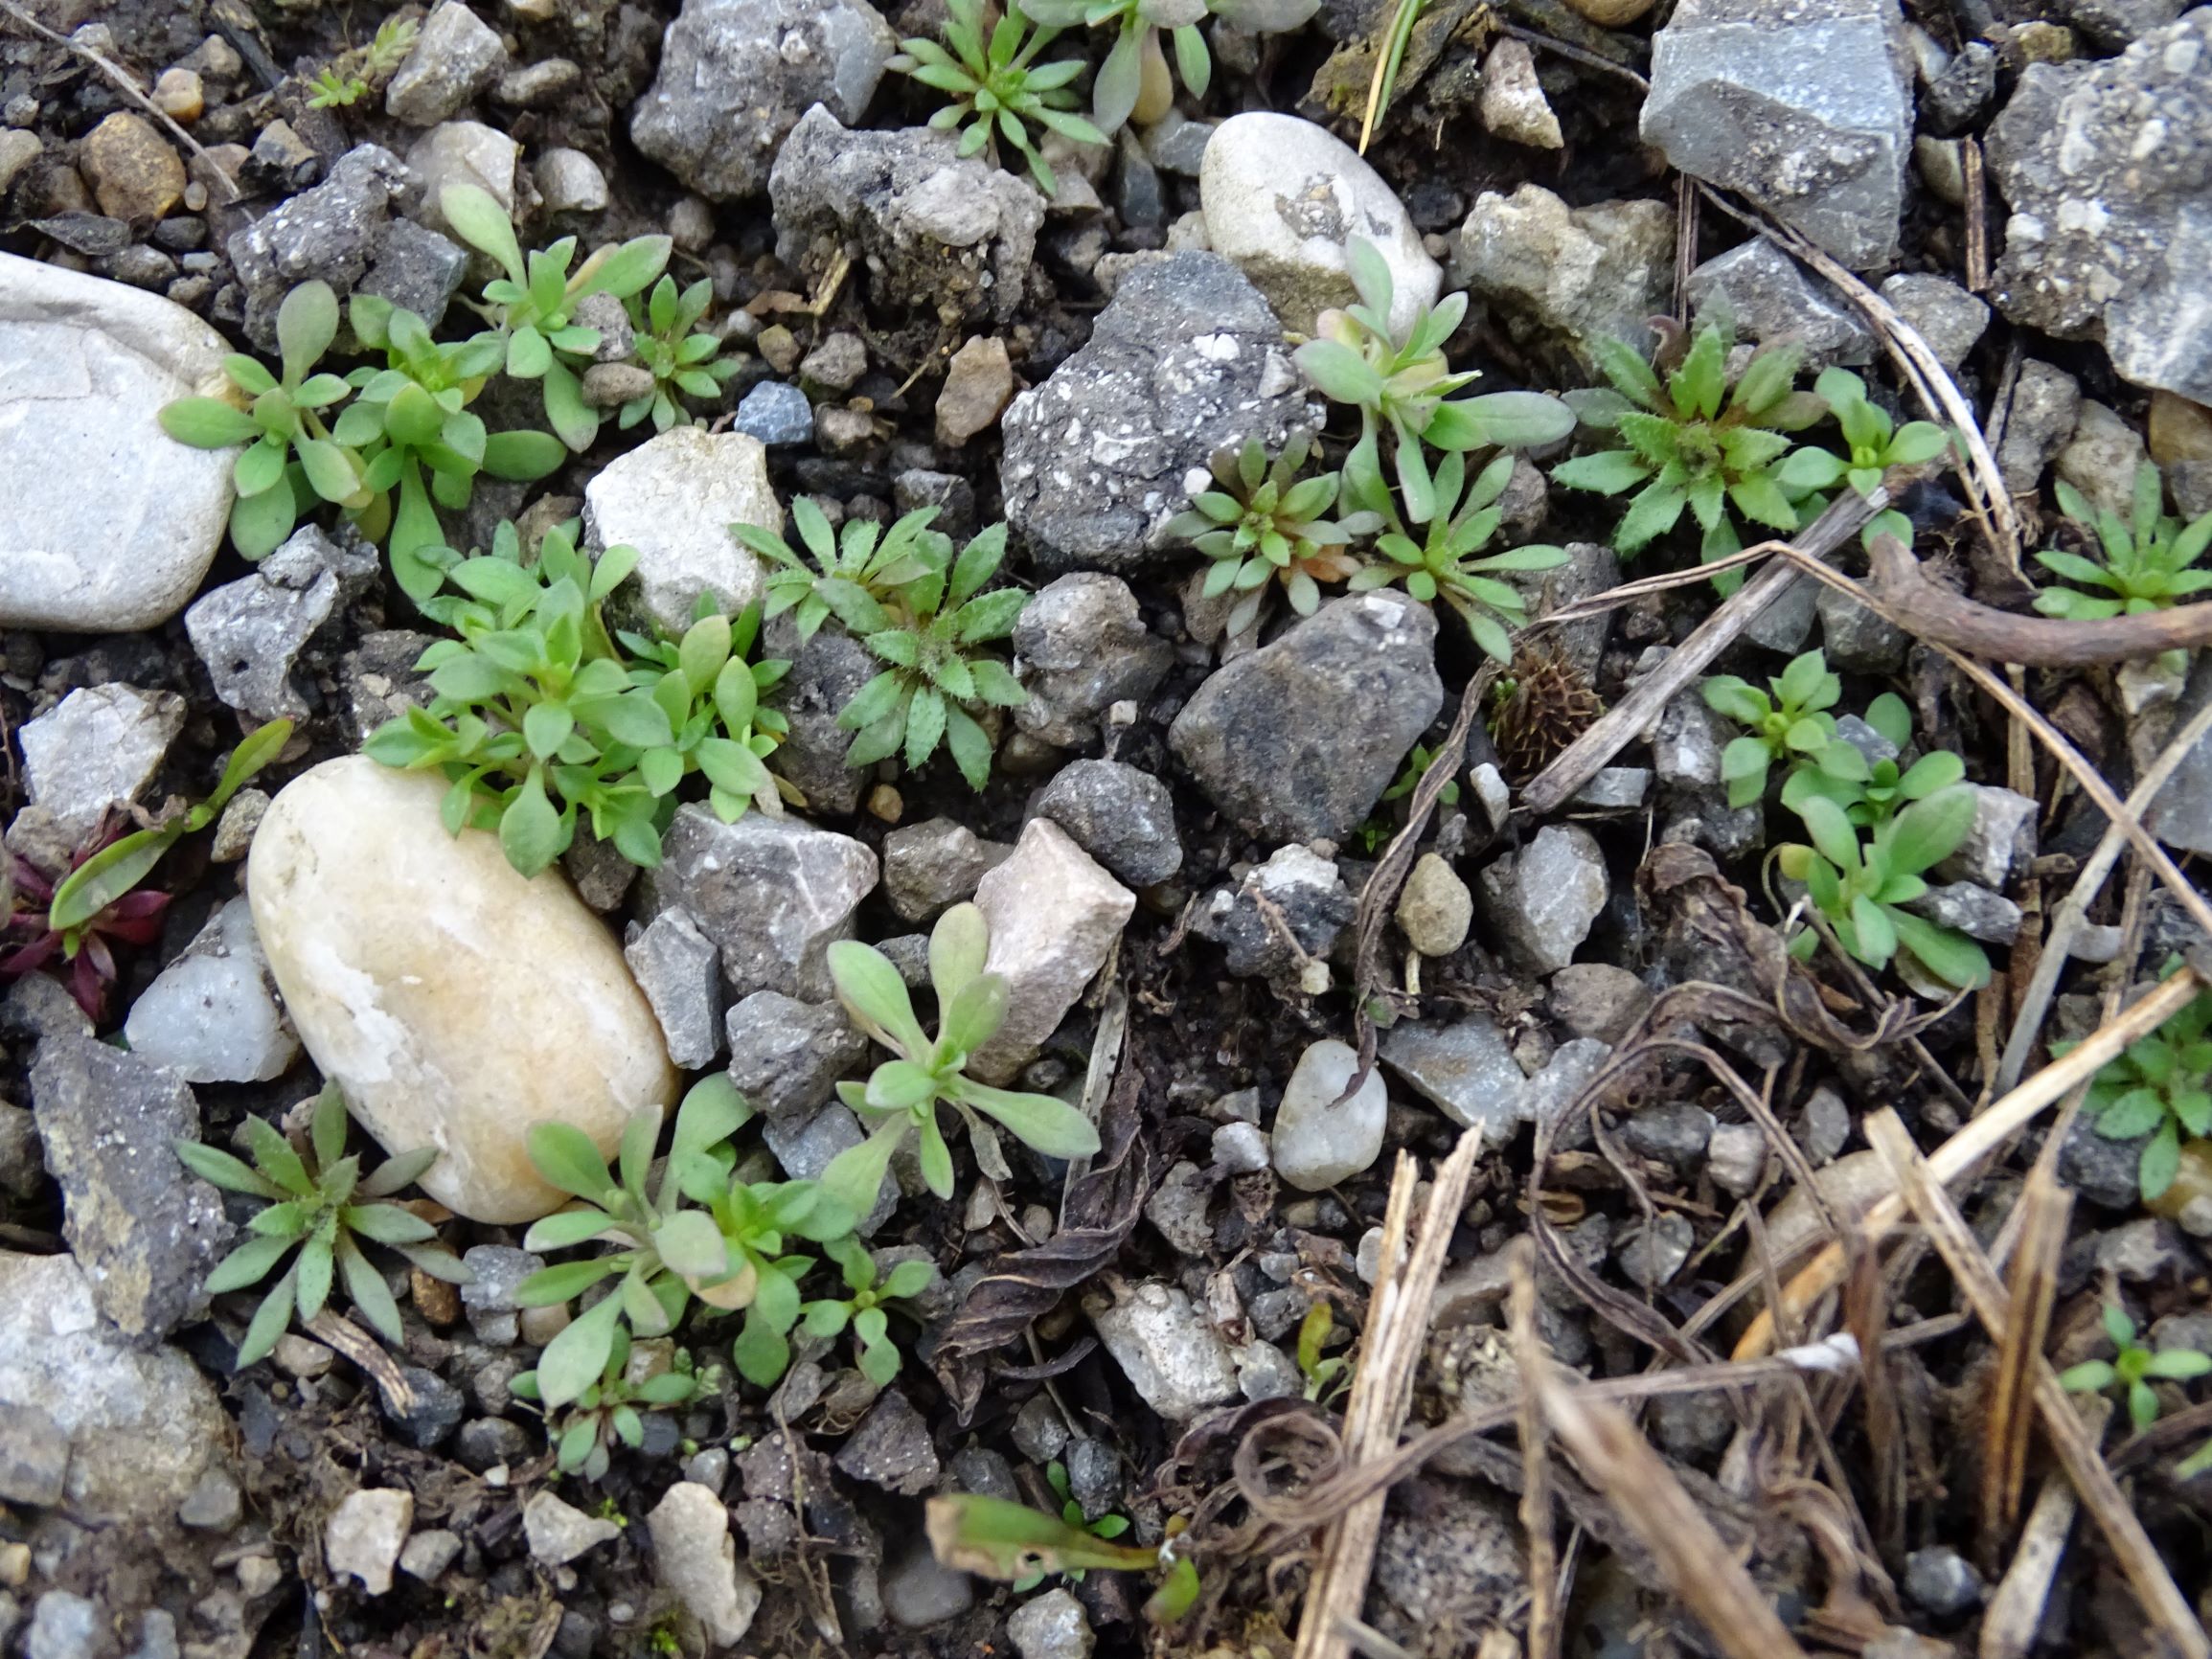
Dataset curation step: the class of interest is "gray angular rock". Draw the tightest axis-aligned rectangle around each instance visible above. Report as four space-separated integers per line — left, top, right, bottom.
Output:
770 107 1042 327
1476 824 1608 973
186 524 374 721
0 1401 67 1506
1 256 237 634
1451 186 1676 367
31 1036 228 1343
17 682 183 845
0 1251 230 1523
1008 1587 1094 1659
1196 843 1356 990
632 0 896 201
969 819 1135 1083
356 218 471 338
1879 273 1989 372
399 1529 463 1582
1903 881 2022 943
122 897 300 1084
1985 12 2212 401
583 427 776 635
1087 1281 1241 1420
1996 360 2083 497
2058 399 2151 521
536 148 609 215
734 380 814 446
882 1544 973 1628
2145 651 2212 854
881 816 1011 922
1381 1015 1526 1139
724 991 867 1118
1707 1122 1768 1195
1617 1212 1694 1288
1619 1102 1715 1171
625 908 724 1069
648 1482 762 1646
385 2 506 125
1170 592 1442 843
764 1103 895 1233
1684 239 1874 368
1815 582 1908 672
764 621 878 816
835 1387 940 1494
1032 760 1182 886
1011 573 1174 746
27 1594 97 1659
1547 963 1653 1044
1145 1160 1214 1254
1271 1038 1388 1190
1931 784 2037 890
1643 0 1914 269
458 1244 542 1344
1000 253 1318 576
524 1489 620 1564
644 806 878 1001
403 122 519 239
1904 1546 1984 1617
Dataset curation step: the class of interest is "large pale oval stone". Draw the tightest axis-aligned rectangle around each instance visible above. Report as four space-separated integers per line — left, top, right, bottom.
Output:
0 252 237 631
248 757 675 1222
1199 112 1440 338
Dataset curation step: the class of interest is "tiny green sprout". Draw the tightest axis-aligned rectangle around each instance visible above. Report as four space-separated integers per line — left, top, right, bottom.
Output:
1017 0 1317 133
1295 238 1575 525
800 1237 938 1388
1701 648 1842 809
441 183 672 453
2060 1304 2212 1434
1774 789 1991 991
891 0 1108 195
820 903 1103 1218
305 15 418 108
1296 1301 1352 1403
510 1077 754 1409
177 1083 468 1366
512 1332 718 1479
615 601 795 823
1773 368 1950 501
1011 1461 1134 1591
695 1174 857 1391
1382 743 1460 810
1779 691 1965 829
622 276 741 433
158 282 361 558
738 499 948 647
1551 322 1831 586
1167 433 1380 637
1345 448 1569 664
2034 463 2212 674
2057 985 2212 1203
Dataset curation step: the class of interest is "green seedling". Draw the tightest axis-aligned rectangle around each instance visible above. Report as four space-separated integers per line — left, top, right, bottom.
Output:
1296 1301 1353 1402
442 183 672 453
513 1333 717 1479
2061 1304 2212 1433
738 498 947 647
2059 985 2212 1203
892 0 1108 193
693 1175 857 1391
511 1078 754 1408
1701 648 1842 809
1552 323 1831 586
615 602 794 823
1296 238 1575 525
1779 691 1965 828
799 1237 938 1387
820 903 1102 1217
2034 463 2212 674
1012 1461 1133 1591
1776 368 1950 500
177 1083 468 1365
1167 433 1380 637
305 14 418 107
1017 0 1315 132
1346 446 1568 663
158 283 363 558
927 1493 1201 1624
621 276 741 433
1775 789 1990 991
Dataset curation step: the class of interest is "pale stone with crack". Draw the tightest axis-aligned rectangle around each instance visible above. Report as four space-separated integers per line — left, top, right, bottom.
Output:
327 1489 413 1595
249 758 675 1223
1087 1281 1241 1420
968 819 1134 1085
582 427 777 635
648 1482 762 1646
17 683 184 844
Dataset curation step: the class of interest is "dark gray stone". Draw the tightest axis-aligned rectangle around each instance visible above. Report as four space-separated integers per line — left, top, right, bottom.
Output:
1195 844 1356 988
1169 592 1442 842
1905 1546 1984 1616
1011 574 1173 747
625 908 725 1069
1684 239 1873 368
185 523 374 720
764 620 878 816
833 1387 939 1494
880 816 1010 922
1032 760 1182 886
725 991 868 1119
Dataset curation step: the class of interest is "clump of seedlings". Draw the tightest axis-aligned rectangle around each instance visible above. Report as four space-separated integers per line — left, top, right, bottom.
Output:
513 1333 718 1479
305 13 417 107
1703 648 1843 808
618 276 743 433
1167 433 1380 636
176 1084 468 1365
2061 1304 2211 1433
891 0 1108 193
1775 790 1989 990
800 1238 939 1387
2061 981 2212 1202
1017 0 1319 132
2034 462 2212 673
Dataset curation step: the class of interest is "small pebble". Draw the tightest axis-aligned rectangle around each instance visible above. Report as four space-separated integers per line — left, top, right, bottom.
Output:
151 68 204 122
1397 852 1472 957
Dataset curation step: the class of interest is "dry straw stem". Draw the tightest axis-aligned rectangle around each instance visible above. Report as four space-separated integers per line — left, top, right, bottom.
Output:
1291 1126 1482 1659
1980 1392 2111 1659
1980 1168 2070 1551
1530 1356 1812 1659
1734 966 2203 1360
1860 1109 2210 1659
1508 1239 1559 1659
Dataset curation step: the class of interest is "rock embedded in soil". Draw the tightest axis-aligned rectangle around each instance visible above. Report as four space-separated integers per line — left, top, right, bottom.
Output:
2144 653 2212 855
1643 0 1913 269
834 1387 941 1495
1198 112 1440 337
1170 591 1443 844
631 0 896 201
725 991 867 1119
625 908 724 1070
404 122 520 238
1476 823 1608 974
644 805 878 1002
582 426 777 635
0 1402 67 1507
1271 1038 1389 1190
1196 843 1356 991
734 380 813 446
769 107 1043 328
0 1251 229 1523
1011 573 1174 747
999 252 1317 577
122 897 301 1084
1397 852 1472 957
80 112 185 221
0 254 237 632
186 523 379 722
1546 963 1653 1044
1031 760 1183 887
1986 11 2212 402
1479 39 1564 148
935 334 1015 446
1930 783 2037 890
2056 400 2151 521
763 1102 896 1233
327 1489 413 1595
648 1482 763 1647
384 1 507 125
1087 1281 1242 1420
1370 1481 1527 1647
1452 187 1676 367
31 1035 229 1343
249 758 676 1224
1879 273 1989 372
880 817 1010 922
763 622 878 816
1684 239 1873 368
1008 1588 1094 1659
16 682 184 844
968 819 1134 1085
524 1490 622 1565
1995 360 2083 496
1381 1016 1527 1140
881 1543 975 1629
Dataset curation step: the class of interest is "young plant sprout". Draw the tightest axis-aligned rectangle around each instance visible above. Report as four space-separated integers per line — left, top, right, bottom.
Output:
891 0 1108 193
2060 1304 2211 1433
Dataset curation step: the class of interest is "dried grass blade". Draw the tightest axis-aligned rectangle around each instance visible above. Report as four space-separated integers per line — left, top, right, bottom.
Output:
1979 1396 2110 1659
1509 1239 1560 1659
1981 1167 2070 1552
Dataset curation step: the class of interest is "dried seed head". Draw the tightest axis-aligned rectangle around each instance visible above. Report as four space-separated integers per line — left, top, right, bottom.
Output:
1488 643 1603 780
